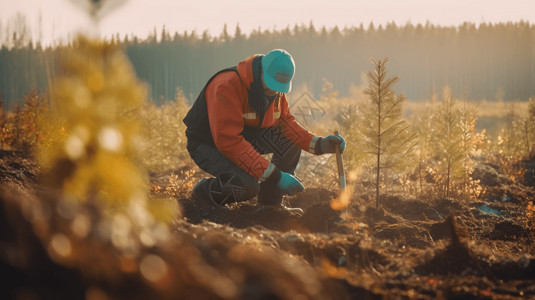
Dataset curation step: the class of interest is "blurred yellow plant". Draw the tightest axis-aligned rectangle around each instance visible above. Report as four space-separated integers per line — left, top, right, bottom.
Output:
39 36 179 226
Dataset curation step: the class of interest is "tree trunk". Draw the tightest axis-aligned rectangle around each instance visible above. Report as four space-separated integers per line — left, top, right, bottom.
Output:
376 150 380 208
445 159 451 198
376 64 382 209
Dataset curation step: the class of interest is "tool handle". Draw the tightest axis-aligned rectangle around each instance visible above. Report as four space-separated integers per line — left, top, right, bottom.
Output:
334 130 346 189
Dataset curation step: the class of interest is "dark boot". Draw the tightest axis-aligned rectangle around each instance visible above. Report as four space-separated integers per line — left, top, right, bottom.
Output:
192 172 248 207
257 181 284 206
257 180 303 214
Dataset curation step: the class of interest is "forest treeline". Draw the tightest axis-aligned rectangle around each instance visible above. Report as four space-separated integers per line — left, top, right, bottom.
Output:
0 21 534 107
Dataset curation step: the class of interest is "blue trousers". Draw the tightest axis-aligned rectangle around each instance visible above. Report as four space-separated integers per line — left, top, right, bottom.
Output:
187 126 301 205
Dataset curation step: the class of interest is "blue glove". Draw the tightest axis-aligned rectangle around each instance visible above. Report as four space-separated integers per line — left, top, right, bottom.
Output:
320 135 346 154
276 172 305 195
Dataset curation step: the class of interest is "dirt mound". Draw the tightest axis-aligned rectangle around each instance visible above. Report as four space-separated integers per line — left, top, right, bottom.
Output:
373 222 431 249
362 205 400 226
433 197 464 217
489 220 528 241
181 197 304 232
300 201 351 234
180 187 354 235
379 194 443 221
472 163 511 186
429 219 453 241
417 214 535 298
417 216 481 275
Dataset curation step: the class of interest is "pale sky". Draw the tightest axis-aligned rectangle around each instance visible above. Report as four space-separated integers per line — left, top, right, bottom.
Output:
0 0 534 46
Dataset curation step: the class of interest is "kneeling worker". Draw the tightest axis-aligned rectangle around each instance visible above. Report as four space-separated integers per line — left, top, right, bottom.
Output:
183 49 345 212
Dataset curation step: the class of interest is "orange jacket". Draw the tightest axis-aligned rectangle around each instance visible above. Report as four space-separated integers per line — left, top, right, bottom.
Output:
186 54 315 179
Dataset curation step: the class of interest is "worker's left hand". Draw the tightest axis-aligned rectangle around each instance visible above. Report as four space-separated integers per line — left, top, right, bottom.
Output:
320 135 346 154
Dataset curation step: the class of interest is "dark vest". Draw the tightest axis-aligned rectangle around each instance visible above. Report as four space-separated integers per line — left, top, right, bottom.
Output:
183 67 239 146
183 57 276 146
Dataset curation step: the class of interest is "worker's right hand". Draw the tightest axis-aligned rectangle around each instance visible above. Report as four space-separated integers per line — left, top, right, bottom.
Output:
276 172 305 195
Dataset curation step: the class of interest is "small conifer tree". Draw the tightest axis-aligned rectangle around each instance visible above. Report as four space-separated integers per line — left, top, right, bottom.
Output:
11 104 24 150
411 100 435 196
500 103 524 157
357 58 417 208
458 100 483 195
432 90 462 198
430 88 481 198
21 89 48 156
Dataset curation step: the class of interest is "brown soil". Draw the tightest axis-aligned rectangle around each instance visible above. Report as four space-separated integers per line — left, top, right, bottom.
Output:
1 150 534 299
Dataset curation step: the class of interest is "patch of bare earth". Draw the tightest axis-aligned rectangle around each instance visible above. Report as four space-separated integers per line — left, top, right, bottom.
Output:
1 151 534 299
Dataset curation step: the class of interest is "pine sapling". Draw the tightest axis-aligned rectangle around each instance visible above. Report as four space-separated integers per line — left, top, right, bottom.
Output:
357 58 418 208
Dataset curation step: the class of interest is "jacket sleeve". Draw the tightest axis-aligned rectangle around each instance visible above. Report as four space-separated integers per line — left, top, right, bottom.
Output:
277 94 318 153
205 77 270 179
